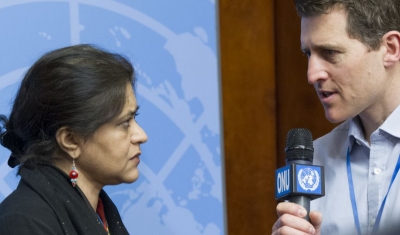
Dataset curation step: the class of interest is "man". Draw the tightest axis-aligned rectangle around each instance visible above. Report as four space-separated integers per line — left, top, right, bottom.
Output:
272 0 400 234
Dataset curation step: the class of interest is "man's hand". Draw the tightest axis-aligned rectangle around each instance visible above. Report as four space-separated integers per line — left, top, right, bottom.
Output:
271 202 322 235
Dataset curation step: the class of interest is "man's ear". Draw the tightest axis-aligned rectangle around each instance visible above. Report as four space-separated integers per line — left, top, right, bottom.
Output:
56 127 81 159
382 31 400 68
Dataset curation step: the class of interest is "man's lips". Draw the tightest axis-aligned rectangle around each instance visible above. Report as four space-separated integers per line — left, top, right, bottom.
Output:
318 90 336 98
321 91 334 98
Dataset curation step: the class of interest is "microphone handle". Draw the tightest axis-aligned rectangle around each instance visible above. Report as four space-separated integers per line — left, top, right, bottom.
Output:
287 159 312 222
289 195 310 221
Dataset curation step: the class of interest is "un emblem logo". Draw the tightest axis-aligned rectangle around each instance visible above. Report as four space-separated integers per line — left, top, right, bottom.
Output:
298 167 320 191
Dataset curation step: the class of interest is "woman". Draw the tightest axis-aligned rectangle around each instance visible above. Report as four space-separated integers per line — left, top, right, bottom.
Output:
0 44 148 234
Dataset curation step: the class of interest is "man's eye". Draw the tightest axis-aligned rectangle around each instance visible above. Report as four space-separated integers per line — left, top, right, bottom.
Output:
324 50 336 56
302 51 311 58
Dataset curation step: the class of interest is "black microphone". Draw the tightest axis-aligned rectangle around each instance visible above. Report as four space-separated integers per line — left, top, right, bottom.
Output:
275 128 325 221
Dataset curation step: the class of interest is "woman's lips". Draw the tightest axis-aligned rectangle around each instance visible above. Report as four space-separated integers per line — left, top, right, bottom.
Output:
130 153 141 161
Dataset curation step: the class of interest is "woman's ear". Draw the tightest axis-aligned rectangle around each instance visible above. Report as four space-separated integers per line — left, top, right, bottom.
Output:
382 31 400 68
56 127 81 159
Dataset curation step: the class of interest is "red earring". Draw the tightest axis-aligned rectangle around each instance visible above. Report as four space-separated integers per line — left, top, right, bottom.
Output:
69 159 78 187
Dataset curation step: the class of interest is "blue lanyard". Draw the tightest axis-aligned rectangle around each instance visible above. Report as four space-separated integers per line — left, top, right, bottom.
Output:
346 148 400 235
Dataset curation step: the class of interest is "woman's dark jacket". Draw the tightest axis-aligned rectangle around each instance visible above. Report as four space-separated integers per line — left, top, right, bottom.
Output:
0 165 129 235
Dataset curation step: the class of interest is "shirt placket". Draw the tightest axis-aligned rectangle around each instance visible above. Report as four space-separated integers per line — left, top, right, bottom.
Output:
367 132 387 234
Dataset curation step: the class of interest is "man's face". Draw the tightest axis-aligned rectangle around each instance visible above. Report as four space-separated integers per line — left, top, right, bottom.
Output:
300 8 387 123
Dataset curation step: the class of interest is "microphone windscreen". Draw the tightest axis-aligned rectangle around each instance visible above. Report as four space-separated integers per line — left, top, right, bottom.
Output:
285 128 314 163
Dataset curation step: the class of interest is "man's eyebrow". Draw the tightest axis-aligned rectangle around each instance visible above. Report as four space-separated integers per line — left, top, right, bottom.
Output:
301 43 342 52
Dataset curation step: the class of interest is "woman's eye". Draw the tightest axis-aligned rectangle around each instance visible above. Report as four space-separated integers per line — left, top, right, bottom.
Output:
120 118 132 128
119 110 139 128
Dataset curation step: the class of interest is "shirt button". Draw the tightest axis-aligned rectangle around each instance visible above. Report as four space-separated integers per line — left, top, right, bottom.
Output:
371 218 376 225
373 168 381 175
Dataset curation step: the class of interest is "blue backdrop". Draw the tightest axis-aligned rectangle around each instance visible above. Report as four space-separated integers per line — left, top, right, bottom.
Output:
0 1 225 234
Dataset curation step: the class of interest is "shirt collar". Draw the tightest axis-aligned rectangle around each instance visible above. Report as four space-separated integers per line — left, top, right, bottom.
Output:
380 104 400 138
348 116 368 151
347 104 400 151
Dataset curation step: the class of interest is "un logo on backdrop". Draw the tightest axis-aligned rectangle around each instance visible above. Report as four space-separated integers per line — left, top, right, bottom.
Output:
0 1 223 234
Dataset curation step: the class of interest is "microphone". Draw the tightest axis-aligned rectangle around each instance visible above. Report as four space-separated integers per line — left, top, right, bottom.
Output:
275 128 325 221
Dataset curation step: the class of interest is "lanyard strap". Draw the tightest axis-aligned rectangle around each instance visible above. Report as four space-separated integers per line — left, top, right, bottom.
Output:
346 148 400 235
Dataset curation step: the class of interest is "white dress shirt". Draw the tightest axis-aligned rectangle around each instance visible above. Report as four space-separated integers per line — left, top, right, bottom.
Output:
311 104 400 235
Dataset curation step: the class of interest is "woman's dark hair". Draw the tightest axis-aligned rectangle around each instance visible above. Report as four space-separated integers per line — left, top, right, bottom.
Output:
0 44 135 169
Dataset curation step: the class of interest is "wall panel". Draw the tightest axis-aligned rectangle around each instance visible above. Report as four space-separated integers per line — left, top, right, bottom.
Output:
220 0 277 234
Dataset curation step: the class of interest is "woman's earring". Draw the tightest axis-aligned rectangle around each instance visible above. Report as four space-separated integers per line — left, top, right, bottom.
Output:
69 159 78 187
